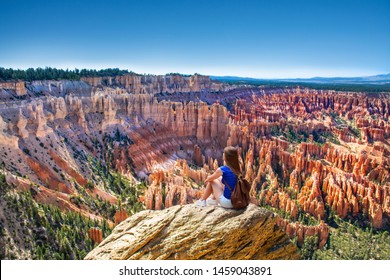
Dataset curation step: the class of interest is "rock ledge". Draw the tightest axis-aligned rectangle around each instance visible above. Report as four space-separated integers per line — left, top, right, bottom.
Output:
85 204 299 260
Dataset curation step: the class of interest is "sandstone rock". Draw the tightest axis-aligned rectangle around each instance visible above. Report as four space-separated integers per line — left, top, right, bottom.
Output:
144 162 206 210
81 77 102 87
89 227 103 244
0 116 19 148
114 210 129 225
192 144 204 166
0 80 26 96
82 74 225 94
49 97 67 119
275 217 330 249
85 204 299 260
16 109 29 138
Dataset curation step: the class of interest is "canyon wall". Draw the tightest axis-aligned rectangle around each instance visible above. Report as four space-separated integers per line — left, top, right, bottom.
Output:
81 74 225 94
0 76 230 225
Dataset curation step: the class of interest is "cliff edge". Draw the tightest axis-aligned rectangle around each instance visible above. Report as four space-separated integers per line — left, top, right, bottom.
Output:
84 204 299 260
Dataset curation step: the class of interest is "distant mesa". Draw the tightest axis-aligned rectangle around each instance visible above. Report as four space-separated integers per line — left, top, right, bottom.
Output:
211 73 390 85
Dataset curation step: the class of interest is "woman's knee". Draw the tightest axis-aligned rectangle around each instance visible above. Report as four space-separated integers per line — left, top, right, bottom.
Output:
210 179 223 188
211 181 223 196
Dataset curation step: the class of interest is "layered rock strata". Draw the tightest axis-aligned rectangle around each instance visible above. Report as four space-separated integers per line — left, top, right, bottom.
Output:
81 74 225 94
0 80 26 96
85 204 299 260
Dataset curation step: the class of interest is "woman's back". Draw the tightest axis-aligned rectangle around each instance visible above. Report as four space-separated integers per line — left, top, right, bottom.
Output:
220 165 237 199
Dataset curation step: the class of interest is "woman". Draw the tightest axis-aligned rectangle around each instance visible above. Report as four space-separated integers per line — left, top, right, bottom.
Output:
195 146 241 208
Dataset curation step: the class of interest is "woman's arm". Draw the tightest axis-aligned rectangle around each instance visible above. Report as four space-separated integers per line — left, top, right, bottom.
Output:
205 168 223 184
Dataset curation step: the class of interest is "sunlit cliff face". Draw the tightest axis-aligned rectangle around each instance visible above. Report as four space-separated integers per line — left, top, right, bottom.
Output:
0 77 229 220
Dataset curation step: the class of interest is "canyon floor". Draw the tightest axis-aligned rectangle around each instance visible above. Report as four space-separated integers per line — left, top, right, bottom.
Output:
0 74 389 259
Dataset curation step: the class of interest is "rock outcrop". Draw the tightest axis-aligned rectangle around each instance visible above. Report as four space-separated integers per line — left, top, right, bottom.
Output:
85 204 299 260
142 161 207 210
275 217 330 248
114 210 129 225
89 227 103 244
192 144 204 166
0 80 26 96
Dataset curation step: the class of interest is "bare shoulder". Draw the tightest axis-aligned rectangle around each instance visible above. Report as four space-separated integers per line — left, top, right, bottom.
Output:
215 168 223 175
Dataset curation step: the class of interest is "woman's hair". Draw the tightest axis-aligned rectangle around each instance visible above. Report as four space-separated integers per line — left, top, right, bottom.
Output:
224 146 241 175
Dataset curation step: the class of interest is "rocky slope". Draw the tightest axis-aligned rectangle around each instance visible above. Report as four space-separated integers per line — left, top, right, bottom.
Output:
85 204 299 260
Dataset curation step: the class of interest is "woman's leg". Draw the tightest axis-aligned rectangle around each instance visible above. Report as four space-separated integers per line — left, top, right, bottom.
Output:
200 182 213 200
210 177 223 200
200 179 224 201
210 179 224 203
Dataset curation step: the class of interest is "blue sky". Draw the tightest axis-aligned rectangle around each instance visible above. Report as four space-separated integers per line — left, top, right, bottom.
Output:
0 0 389 78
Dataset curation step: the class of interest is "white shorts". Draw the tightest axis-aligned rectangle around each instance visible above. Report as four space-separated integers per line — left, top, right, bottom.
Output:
219 194 233 209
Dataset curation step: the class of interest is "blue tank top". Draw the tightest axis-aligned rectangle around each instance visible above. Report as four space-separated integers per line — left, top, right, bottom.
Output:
220 165 237 199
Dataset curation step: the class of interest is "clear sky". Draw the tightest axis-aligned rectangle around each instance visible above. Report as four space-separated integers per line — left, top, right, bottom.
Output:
0 0 389 78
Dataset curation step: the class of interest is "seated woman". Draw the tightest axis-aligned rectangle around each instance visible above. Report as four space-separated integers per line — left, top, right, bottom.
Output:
195 146 241 208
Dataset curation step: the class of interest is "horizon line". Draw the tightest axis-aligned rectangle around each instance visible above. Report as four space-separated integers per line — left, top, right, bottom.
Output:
1 65 388 80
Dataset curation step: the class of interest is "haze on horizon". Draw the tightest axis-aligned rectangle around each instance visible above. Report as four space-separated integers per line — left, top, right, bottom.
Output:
0 0 389 79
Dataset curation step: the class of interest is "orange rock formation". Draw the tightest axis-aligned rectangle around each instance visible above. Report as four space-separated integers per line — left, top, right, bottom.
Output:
114 210 129 225
89 227 103 244
228 89 389 243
